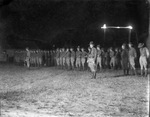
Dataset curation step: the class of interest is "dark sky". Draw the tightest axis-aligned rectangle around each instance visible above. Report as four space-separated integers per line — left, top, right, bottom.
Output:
0 0 149 49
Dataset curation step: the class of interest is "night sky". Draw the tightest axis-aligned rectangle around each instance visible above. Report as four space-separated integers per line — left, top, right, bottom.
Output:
0 0 149 49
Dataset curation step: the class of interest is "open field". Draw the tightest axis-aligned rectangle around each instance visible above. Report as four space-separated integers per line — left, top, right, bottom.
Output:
0 64 149 117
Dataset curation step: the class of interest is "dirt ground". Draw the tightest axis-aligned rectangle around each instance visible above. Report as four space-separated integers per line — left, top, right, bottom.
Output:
0 64 149 117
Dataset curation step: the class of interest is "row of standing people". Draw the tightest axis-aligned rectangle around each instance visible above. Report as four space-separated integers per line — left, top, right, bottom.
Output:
54 46 122 71
121 42 149 77
24 42 149 78
14 50 57 67
24 42 98 79
23 46 121 70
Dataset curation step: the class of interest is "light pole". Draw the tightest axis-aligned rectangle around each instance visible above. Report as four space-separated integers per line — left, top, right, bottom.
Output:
101 24 133 43
101 24 107 46
128 26 133 43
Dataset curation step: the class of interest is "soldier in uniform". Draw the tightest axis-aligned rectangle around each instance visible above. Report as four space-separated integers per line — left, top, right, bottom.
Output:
86 47 91 71
45 50 48 66
138 43 149 77
35 50 38 67
46 50 49 67
39 50 43 67
34 50 37 67
42 50 45 66
81 48 87 71
118 48 122 69
49 50 52 66
105 48 110 69
62 48 66 69
101 48 105 69
33 50 37 67
114 48 121 70
128 42 137 75
32 50 34 67
52 50 55 66
121 44 129 75
29 50 33 67
50 50 53 66
25 47 31 69
59 48 63 68
53 50 57 66
70 47 75 70
47 50 50 67
87 41 97 79
37 50 41 67
109 47 115 69
15 50 19 65
75 46 82 70
96 45 102 71
65 48 71 70
56 48 60 68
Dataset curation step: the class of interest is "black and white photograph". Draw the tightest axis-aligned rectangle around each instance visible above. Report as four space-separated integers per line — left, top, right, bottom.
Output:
0 0 150 117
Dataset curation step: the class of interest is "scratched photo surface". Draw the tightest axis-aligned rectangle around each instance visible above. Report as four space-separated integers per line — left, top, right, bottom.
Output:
0 0 149 117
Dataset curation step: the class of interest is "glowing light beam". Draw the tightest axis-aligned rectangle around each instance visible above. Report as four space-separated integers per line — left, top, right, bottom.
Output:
101 24 133 30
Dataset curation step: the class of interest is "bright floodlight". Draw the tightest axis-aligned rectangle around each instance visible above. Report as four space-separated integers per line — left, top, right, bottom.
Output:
101 24 107 29
128 26 133 29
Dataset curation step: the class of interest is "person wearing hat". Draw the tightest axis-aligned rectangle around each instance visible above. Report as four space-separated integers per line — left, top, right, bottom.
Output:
81 47 87 71
75 46 82 70
25 47 30 69
96 45 102 71
121 43 130 75
70 47 75 70
87 41 97 79
138 43 149 77
128 42 137 75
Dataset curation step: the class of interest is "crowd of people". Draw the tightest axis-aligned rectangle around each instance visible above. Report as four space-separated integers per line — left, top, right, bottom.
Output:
23 41 150 78
14 50 56 67
2 41 149 79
